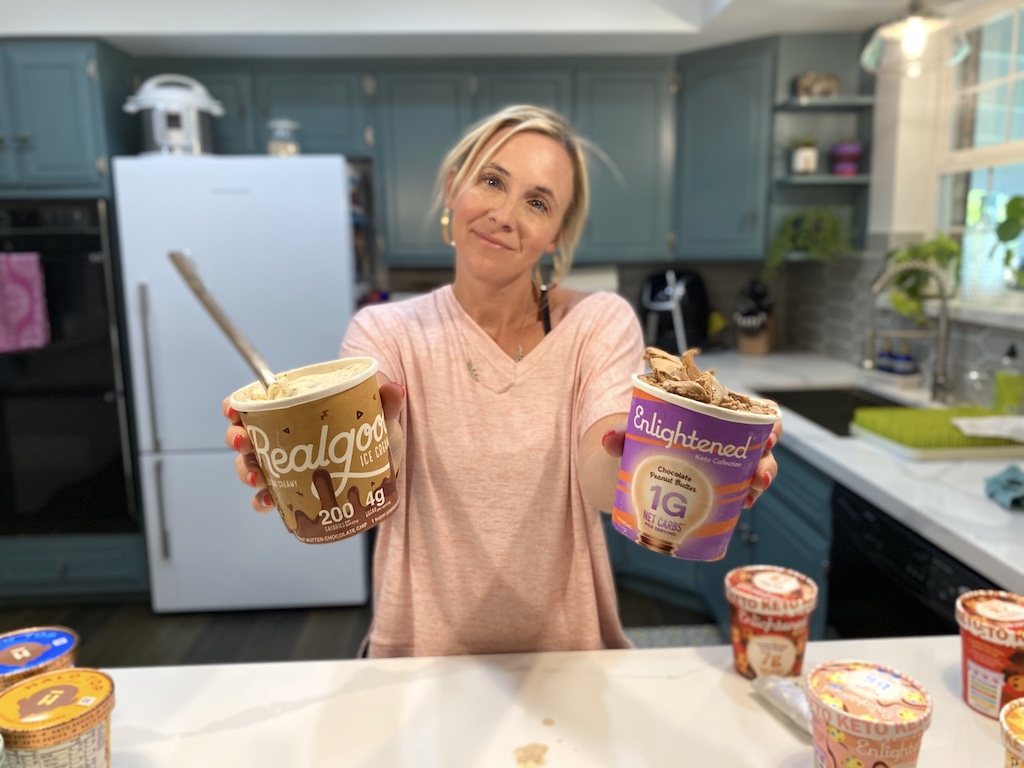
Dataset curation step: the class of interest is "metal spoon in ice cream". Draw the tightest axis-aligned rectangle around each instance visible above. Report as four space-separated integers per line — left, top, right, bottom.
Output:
168 250 277 392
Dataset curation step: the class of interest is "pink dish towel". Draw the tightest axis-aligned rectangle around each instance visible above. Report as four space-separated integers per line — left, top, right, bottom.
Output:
0 252 51 353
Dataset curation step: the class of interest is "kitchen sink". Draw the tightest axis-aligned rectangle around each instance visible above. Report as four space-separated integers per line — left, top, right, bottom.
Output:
755 387 910 436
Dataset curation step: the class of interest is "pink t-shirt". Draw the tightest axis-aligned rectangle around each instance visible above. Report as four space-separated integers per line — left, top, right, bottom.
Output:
341 285 645 658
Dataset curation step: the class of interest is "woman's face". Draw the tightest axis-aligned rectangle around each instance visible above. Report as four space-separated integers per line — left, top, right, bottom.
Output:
447 129 574 286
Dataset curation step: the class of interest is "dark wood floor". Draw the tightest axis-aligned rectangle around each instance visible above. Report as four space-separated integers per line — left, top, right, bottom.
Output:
0 585 712 668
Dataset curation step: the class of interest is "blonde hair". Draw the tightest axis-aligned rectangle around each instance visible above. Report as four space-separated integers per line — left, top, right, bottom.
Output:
434 104 589 287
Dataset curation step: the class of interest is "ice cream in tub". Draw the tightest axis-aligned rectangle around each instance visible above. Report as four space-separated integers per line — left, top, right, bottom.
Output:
0 627 78 692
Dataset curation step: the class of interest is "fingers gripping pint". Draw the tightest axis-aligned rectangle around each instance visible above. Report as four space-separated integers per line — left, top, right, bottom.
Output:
612 348 779 561
230 357 399 544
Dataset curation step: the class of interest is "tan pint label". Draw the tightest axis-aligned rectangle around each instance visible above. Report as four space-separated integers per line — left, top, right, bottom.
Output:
236 373 399 544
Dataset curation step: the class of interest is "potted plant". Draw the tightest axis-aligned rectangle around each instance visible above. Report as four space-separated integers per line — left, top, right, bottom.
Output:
762 208 849 282
879 235 960 323
993 194 1024 288
788 134 819 175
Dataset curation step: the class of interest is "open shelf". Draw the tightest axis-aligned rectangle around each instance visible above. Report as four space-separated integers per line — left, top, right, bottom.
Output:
774 95 875 111
776 174 870 186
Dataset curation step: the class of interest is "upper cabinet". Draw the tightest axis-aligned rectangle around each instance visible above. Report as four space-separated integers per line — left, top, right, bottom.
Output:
0 41 135 198
675 40 775 259
473 66 572 121
255 68 374 158
374 70 476 265
574 60 676 264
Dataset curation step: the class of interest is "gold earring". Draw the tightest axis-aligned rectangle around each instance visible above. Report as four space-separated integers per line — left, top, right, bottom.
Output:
440 207 454 247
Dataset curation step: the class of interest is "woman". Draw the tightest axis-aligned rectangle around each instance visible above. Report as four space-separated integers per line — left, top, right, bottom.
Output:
224 105 781 658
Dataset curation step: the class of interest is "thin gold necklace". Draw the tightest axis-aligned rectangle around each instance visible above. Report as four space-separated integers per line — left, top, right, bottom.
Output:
464 296 538 394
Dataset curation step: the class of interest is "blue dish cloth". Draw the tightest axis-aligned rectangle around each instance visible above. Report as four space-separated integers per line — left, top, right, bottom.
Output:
985 465 1024 510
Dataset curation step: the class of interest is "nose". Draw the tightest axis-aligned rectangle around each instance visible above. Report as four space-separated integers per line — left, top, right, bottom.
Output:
488 193 515 229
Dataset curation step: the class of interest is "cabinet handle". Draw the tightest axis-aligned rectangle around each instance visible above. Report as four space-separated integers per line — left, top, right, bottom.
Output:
362 75 377 96
154 458 171 560
137 282 163 453
95 156 109 176
747 208 758 229
0 134 5 148
14 133 31 149
363 125 375 149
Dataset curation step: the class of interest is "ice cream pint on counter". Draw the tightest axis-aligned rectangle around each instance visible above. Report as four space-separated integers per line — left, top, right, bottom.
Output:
0 628 78 693
613 348 778 561
0 668 114 768
955 589 1024 718
230 357 399 545
1003 698 1024 767
806 660 932 768
725 565 818 679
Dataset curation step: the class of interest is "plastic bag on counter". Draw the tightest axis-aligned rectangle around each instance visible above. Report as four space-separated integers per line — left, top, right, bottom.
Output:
751 675 813 735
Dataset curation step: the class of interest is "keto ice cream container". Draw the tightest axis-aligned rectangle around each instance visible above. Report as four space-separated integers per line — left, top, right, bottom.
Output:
0 627 78 692
806 659 932 768
0 668 114 768
955 589 1024 718
1002 697 1024 766
725 565 818 679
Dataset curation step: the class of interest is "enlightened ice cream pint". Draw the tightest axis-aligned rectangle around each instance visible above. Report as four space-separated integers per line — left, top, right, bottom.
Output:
612 348 779 561
1002 698 1024 767
725 565 818 679
230 357 399 545
806 660 933 768
0 628 78 693
955 589 1024 718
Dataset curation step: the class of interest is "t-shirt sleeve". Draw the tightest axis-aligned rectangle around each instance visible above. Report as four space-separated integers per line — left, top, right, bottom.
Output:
576 293 645 435
339 305 405 385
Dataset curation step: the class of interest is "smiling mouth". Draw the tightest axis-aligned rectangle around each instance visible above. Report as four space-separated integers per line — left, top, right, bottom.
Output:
473 231 512 250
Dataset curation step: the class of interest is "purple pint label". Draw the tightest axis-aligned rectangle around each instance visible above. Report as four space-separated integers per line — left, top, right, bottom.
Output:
612 377 776 561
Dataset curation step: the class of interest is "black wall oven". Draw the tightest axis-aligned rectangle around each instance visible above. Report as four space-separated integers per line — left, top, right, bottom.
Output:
0 200 147 599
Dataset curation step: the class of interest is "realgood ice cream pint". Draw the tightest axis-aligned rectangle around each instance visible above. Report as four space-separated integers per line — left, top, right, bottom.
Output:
230 357 399 544
0 628 78 693
806 660 932 768
612 348 779 561
725 565 818 679
0 668 114 768
955 589 1024 718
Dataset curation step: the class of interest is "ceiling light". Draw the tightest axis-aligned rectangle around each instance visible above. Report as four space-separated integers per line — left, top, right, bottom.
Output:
860 0 971 79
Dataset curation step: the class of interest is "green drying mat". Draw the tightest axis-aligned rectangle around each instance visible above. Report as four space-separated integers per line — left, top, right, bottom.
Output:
850 406 1024 460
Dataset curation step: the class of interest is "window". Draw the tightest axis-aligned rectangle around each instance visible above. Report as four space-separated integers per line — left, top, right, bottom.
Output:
938 1 1024 237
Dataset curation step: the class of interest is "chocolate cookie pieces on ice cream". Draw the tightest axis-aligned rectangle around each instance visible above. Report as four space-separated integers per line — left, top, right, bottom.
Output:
641 347 777 416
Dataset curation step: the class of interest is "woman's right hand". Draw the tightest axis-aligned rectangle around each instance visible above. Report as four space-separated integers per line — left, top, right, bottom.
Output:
223 379 407 513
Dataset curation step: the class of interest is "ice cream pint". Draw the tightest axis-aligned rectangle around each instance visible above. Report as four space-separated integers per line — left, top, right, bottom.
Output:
1003 698 1024 767
0 668 114 768
955 589 1024 718
725 565 818 679
612 371 777 561
806 660 932 768
0 628 78 692
230 357 400 545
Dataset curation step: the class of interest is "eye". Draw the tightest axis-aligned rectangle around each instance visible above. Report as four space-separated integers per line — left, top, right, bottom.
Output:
529 198 550 213
481 174 502 189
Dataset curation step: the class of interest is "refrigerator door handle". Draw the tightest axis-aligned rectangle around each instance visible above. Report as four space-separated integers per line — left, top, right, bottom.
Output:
138 281 162 453
154 457 171 560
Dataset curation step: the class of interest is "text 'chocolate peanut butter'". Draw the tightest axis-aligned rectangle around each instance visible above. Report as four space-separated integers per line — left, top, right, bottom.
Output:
230 357 399 544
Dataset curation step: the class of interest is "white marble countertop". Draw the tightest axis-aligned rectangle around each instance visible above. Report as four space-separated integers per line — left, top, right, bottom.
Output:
106 635 1002 767
700 350 1024 594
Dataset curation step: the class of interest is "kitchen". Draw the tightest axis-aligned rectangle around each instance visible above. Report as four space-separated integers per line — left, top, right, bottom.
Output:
2 0 1024 764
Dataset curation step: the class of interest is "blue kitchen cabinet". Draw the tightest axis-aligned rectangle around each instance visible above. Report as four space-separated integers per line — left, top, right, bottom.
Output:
0 41 135 197
473 68 573 120
255 70 373 158
573 61 676 264
675 39 774 258
133 62 258 155
375 71 475 265
746 444 833 641
692 507 756 632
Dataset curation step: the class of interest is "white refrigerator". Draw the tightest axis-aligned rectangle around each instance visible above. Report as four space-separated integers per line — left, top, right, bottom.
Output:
112 155 369 612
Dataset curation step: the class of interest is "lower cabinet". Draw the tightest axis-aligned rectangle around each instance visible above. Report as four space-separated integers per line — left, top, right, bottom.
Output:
605 444 833 642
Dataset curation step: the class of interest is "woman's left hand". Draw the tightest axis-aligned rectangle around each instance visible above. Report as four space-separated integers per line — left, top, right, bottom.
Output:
600 418 783 509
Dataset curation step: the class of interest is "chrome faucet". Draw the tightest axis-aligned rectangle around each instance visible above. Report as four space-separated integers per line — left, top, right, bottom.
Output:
863 259 951 402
